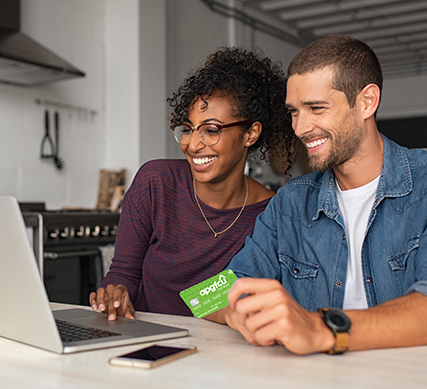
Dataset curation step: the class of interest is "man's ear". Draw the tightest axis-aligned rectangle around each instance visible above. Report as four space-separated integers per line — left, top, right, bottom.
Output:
244 122 262 147
359 83 381 119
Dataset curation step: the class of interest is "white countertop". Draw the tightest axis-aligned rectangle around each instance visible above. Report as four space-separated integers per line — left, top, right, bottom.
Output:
1 303 427 388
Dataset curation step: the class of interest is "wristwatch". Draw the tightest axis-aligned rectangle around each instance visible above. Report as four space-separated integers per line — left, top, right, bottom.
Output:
318 308 351 355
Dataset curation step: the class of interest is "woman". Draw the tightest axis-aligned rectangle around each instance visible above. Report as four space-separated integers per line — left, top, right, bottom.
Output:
90 47 296 319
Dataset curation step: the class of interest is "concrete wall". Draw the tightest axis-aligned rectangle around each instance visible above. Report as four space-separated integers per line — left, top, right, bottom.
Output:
379 74 427 119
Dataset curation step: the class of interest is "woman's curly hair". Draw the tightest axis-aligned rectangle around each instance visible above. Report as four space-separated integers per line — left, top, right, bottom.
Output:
167 47 297 173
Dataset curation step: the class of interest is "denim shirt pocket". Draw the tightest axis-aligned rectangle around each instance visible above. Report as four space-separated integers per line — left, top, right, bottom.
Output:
278 252 319 310
388 236 420 271
388 236 420 291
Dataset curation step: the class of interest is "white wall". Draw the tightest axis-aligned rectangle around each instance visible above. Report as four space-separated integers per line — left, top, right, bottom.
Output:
105 0 140 176
0 0 105 209
139 0 167 166
0 0 168 209
105 0 167 182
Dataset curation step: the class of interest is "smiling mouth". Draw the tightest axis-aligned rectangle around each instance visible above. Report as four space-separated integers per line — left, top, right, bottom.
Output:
193 156 217 166
306 137 328 149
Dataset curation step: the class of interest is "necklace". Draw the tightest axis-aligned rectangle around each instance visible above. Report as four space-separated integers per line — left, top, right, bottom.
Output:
193 176 248 238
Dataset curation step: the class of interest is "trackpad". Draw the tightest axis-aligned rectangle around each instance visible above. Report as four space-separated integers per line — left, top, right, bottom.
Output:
54 308 138 332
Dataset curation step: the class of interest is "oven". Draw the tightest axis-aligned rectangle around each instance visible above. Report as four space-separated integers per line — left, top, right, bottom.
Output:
22 204 120 305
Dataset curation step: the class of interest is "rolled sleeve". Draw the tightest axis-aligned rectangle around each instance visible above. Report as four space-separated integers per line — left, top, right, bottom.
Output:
405 281 427 297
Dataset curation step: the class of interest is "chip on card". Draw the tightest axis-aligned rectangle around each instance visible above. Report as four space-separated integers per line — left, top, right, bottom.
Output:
180 269 237 318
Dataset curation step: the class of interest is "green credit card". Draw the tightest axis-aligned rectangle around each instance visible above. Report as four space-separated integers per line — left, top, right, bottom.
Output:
180 269 237 318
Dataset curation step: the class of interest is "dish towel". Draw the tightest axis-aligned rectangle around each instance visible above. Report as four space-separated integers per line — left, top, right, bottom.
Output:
98 244 115 278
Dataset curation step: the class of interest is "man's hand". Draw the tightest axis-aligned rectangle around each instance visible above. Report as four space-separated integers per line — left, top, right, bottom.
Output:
89 284 135 321
226 278 335 355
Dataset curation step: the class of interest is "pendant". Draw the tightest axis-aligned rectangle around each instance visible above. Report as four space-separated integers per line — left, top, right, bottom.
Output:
214 233 218 238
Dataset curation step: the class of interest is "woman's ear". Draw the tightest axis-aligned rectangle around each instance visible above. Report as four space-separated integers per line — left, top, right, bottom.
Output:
359 83 381 119
244 122 262 147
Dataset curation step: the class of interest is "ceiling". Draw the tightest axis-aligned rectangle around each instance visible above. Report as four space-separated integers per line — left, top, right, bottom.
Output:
241 0 427 78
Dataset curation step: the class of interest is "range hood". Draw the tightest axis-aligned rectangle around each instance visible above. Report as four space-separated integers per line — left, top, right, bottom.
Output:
0 0 85 86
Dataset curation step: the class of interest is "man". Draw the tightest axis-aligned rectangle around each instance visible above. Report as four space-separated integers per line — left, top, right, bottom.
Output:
208 34 427 355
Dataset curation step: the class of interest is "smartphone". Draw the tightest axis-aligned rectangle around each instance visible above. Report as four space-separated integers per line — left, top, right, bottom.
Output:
108 344 197 369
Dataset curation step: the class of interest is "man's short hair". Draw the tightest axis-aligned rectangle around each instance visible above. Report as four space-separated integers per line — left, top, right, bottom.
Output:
287 34 383 108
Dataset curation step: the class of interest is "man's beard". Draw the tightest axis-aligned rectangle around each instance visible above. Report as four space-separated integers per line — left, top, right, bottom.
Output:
304 112 362 173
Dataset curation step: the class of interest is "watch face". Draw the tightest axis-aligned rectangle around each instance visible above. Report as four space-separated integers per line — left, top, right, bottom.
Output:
325 309 351 332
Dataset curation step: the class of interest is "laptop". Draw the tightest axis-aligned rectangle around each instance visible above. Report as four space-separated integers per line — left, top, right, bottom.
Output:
0 195 188 354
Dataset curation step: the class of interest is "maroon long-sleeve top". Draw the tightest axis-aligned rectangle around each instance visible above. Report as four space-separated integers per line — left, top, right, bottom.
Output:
103 159 271 316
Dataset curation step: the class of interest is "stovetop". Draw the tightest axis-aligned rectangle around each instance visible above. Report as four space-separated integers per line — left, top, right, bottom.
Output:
21 204 120 246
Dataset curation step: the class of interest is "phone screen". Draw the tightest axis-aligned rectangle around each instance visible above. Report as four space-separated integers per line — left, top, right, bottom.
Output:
119 345 188 361
109 344 197 368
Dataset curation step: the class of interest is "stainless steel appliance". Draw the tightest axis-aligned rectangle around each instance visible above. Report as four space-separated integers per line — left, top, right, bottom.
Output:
22 203 120 304
0 0 85 86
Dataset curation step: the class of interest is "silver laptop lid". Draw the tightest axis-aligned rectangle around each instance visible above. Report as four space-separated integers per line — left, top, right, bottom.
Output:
0 195 63 353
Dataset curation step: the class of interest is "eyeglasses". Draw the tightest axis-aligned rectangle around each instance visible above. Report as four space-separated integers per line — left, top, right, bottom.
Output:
170 120 253 146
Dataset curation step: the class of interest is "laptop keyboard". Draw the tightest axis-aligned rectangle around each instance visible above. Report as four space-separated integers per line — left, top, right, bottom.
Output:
55 319 121 343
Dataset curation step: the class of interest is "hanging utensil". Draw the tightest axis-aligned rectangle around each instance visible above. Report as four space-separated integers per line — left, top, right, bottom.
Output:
40 109 55 159
53 111 65 170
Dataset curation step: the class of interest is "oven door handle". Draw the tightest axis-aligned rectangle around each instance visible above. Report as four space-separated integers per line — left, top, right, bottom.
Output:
44 250 100 260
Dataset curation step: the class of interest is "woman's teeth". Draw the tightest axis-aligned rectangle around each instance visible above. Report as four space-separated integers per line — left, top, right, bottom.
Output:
306 138 327 149
193 156 217 166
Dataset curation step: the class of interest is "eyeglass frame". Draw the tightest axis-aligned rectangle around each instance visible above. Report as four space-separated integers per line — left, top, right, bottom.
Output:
170 120 253 146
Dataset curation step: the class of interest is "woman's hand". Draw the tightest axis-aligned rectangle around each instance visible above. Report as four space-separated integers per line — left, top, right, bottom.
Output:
89 284 135 321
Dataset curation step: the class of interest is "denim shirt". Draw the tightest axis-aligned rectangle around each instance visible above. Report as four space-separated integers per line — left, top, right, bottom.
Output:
228 135 427 311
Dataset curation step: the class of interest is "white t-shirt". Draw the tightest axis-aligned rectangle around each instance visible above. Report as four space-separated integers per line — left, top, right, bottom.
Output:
335 176 380 310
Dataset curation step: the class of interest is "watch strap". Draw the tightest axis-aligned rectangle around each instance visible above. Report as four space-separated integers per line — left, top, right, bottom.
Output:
325 331 350 355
